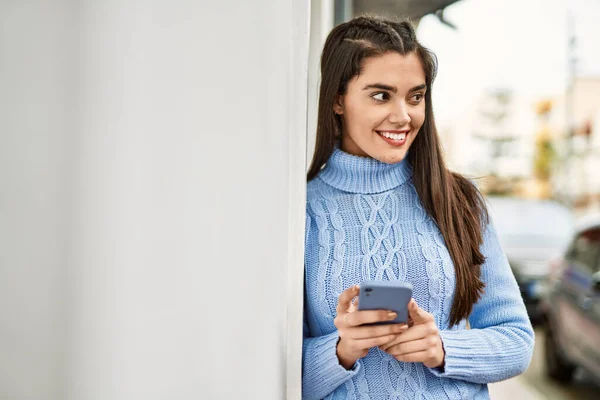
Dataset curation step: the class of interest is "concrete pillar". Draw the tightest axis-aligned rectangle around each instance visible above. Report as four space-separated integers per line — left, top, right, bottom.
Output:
1 1 310 399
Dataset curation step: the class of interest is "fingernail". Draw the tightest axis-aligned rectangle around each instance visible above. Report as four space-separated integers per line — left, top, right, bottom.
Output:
388 312 397 320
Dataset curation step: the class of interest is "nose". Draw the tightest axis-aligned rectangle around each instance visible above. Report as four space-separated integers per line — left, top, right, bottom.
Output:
388 100 411 126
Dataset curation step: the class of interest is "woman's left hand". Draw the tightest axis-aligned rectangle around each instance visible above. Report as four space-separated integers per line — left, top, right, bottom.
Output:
379 299 445 369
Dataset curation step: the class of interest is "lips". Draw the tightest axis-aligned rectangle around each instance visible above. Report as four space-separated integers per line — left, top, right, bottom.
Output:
376 130 409 146
379 131 407 140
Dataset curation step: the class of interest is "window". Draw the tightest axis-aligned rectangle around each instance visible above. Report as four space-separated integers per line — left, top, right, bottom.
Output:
568 228 600 273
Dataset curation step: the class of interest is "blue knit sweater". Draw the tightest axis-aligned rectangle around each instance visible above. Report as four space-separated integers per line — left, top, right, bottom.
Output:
303 147 534 399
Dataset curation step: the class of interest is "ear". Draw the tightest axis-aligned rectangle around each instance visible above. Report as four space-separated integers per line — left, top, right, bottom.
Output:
333 95 344 115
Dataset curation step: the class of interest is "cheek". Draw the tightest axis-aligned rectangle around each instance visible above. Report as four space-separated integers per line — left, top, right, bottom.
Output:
345 101 386 128
412 108 426 129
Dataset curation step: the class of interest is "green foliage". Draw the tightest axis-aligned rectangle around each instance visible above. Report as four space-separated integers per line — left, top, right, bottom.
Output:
533 136 555 180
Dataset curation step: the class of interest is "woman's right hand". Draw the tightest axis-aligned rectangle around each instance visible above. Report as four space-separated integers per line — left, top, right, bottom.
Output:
334 285 408 369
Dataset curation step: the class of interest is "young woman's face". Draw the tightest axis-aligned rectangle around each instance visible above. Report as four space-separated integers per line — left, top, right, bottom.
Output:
334 51 427 164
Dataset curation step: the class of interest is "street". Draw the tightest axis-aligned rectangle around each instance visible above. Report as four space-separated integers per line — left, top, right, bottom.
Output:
489 328 600 399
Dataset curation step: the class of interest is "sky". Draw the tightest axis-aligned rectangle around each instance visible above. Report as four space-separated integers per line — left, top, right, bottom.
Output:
417 0 600 127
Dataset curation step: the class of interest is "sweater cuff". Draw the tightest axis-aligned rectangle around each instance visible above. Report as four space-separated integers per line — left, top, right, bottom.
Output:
304 330 361 392
427 330 475 379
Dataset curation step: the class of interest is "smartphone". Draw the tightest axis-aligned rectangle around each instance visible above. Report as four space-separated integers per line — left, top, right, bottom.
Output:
357 281 413 325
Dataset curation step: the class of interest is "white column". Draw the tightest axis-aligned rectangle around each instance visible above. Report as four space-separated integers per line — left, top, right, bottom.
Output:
68 1 310 399
0 2 73 399
1 1 310 399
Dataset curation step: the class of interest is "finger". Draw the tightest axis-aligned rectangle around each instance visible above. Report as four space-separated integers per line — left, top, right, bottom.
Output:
379 332 403 351
336 285 359 314
344 312 352 328
383 338 431 356
350 309 398 326
379 324 436 351
351 323 407 339
394 349 433 363
350 334 401 351
408 299 434 325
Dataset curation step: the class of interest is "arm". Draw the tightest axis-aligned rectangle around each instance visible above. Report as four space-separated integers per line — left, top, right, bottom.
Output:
428 221 535 383
301 212 360 399
301 310 361 399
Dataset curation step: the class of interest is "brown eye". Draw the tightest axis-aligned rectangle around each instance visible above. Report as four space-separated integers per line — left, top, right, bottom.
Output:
411 93 424 103
371 92 389 102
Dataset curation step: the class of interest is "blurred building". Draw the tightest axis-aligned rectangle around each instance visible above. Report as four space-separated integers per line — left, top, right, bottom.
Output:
472 90 535 179
546 77 600 212
441 77 600 206
441 89 537 196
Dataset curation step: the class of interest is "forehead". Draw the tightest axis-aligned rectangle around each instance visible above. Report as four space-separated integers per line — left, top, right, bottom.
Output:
355 51 425 88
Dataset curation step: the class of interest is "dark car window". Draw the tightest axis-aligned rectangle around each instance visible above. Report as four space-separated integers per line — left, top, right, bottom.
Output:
567 228 600 273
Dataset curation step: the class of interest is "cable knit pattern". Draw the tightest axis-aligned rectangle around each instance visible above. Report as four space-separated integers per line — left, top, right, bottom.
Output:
302 147 534 400
415 199 442 327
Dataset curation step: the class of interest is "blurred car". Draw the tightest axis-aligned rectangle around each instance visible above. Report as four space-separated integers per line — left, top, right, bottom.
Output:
539 214 600 382
486 196 575 322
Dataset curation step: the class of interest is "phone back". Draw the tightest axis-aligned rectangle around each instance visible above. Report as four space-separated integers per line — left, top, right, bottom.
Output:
357 281 413 325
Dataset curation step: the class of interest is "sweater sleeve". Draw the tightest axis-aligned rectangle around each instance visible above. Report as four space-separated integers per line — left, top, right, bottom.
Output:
427 220 535 384
301 312 361 399
302 212 361 399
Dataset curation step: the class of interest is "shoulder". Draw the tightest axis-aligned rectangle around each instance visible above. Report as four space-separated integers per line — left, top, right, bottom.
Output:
306 177 339 208
305 178 351 229
306 178 321 212
305 178 326 224
306 177 322 200
305 179 328 246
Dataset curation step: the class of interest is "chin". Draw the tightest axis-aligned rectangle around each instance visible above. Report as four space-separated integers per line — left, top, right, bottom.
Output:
373 149 408 165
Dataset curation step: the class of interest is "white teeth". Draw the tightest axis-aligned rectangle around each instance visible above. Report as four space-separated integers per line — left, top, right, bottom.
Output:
379 131 406 141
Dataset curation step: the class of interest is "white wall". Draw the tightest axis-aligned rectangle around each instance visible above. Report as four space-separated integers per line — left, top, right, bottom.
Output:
0 2 72 399
1 1 310 399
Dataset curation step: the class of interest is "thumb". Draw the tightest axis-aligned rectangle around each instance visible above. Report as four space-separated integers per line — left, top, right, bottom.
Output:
408 299 432 325
337 285 359 314
349 297 359 313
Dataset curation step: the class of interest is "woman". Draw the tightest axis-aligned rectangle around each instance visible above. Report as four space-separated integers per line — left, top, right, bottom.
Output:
303 15 534 399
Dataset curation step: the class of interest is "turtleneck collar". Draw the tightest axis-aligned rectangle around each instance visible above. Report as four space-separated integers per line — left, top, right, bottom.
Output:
317 145 413 194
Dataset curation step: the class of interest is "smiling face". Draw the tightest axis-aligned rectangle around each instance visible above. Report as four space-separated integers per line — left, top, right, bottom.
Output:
334 51 427 164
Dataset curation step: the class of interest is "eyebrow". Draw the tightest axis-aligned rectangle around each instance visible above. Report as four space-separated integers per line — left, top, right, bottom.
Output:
362 83 427 93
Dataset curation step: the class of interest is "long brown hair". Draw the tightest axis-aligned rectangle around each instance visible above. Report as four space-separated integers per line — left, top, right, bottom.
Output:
307 16 488 327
